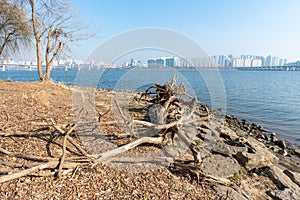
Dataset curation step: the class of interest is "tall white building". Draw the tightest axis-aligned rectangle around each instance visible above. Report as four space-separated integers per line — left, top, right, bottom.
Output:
232 58 244 67
279 58 287 66
218 55 226 67
251 59 262 67
271 57 279 66
265 55 272 66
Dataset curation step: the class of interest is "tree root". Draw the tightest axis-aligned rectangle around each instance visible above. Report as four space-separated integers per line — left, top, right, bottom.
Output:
0 75 219 185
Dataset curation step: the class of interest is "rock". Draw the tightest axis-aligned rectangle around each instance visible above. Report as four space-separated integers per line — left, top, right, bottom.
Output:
271 132 277 137
241 119 247 125
258 125 265 131
231 146 248 155
283 169 300 187
202 154 241 179
198 129 213 142
271 136 278 143
214 185 251 200
294 149 300 156
257 133 267 141
211 141 233 156
266 165 298 189
266 165 300 200
267 188 300 200
198 127 219 143
278 149 288 156
225 114 236 120
276 153 300 173
251 123 257 128
243 126 251 132
236 138 278 170
211 141 247 157
271 132 278 142
265 135 271 142
275 140 286 149
220 126 239 140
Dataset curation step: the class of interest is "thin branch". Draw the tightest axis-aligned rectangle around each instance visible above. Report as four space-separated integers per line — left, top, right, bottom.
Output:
57 124 76 178
66 136 88 156
0 161 58 184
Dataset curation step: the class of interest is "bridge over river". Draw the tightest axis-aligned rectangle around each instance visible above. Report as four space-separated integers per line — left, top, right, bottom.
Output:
236 65 300 71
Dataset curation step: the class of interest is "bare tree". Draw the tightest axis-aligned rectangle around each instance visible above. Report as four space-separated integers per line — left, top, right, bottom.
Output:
0 0 31 57
28 0 91 81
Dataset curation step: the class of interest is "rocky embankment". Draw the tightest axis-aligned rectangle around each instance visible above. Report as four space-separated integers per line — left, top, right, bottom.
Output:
203 113 300 199
0 80 299 199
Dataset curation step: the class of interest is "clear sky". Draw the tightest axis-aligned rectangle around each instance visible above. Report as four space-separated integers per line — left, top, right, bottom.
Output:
70 0 300 62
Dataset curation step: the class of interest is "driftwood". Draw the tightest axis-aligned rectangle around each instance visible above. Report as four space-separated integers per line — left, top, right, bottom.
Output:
0 161 58 183
96 136 164 164
0 75 219 184
0 124 91 183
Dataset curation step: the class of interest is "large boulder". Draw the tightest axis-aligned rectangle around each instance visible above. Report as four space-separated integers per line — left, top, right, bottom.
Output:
211 141 247 157
268 188 300 200
283 169 300 187
202 154 241 179
266 165 300 200
236 137 278 170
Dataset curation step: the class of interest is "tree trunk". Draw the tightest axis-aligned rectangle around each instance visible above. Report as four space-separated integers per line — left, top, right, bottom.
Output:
0 32 14 56
29 0 44 81
36 40 44 81
45 27 52 81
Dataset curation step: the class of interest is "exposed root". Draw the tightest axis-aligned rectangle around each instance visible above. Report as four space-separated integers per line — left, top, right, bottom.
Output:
0 75 215 184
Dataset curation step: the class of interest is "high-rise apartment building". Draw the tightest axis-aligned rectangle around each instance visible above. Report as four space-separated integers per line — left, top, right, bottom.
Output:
265 55 272 66
271 57 279 66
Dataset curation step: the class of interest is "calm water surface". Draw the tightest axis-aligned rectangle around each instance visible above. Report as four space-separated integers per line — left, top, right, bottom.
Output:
1 69 299 145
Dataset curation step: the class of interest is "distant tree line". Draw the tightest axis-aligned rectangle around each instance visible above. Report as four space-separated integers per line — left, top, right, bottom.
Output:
0 0 93 81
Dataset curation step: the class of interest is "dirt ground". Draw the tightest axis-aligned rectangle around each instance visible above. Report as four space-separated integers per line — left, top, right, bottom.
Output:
0 80 279 200
0 80 220 199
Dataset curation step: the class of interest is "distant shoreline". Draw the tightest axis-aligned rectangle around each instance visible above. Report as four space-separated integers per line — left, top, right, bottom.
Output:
2 65 300 71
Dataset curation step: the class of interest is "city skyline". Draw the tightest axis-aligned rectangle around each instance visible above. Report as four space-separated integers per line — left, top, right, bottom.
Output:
70 0 300 62
121 54 291 68
0 53 294 68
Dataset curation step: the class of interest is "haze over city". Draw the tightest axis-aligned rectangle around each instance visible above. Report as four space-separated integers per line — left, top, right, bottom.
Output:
71 0 300 62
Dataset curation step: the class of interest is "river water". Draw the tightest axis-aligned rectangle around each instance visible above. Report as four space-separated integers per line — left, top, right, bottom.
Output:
1 69 300 145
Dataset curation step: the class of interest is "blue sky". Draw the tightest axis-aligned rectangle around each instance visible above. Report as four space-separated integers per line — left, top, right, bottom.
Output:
71 0 300 62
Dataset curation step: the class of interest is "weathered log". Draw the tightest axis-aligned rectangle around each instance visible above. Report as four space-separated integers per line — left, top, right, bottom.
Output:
0 161 58 183
96 136 164 164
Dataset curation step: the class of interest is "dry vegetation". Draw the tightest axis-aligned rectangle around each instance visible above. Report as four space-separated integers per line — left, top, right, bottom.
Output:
0 77 288 200
0 80 221 199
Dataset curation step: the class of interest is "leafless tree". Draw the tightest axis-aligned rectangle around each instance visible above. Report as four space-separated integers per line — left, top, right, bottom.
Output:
28 0 92 81
0 0 31 57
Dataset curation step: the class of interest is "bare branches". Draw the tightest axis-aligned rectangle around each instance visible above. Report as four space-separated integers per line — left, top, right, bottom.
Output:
0 124 90 183
57 124 76 178
0 161 58 183
0 76 217 185
28 0 95 81
0 0 31 56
